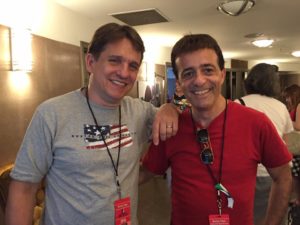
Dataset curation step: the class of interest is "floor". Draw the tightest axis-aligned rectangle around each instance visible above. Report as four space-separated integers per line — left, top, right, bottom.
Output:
138 176 171 225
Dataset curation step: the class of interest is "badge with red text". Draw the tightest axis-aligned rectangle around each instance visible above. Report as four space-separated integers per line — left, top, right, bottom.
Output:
114 197 131 225
209 214 230 225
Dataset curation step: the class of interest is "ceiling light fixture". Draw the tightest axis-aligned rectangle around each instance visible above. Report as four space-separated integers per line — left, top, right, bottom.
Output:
217 0 256 16
252 39 274 48
291 51 300 57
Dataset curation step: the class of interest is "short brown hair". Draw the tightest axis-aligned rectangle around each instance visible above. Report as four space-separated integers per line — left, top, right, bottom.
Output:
171 34 225 79
88 23 145 62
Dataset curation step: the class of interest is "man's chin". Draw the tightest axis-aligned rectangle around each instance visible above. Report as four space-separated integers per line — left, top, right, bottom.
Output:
110 91 129 101
191 101 211 110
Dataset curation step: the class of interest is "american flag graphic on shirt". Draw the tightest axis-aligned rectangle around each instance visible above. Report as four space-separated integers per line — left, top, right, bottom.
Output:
84 124 133 150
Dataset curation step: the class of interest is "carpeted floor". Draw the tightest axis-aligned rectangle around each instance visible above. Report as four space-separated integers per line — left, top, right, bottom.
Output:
138 176 171 225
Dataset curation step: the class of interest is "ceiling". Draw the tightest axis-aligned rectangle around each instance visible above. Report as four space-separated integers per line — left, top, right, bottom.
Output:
55 0 300 66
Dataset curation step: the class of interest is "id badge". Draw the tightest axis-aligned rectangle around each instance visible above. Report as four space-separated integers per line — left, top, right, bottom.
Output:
209 214 230 225
114 197 131 225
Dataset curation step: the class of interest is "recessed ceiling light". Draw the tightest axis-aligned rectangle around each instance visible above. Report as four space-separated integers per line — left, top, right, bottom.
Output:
291 51 300 57
252 39 274 48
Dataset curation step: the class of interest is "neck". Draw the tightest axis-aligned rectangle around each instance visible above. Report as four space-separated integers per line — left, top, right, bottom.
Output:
83 87 120 109
191 96 227 128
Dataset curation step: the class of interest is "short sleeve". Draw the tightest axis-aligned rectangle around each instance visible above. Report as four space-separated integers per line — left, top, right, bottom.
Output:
11 107 54 183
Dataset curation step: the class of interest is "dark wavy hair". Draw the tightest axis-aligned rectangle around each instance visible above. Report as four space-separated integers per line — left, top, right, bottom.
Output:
171 34 225 79
88 23 145 62
282 84 300 110
244 63 280 97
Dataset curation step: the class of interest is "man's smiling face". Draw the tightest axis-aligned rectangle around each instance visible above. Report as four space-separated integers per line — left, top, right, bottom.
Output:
176 48 225 112
86 38 141 107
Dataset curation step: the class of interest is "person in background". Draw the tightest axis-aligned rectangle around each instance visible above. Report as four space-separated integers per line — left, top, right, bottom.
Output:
140 33 292 225
282 84 300 208
235 63 293 225
172 80 191 113
283 84 300 131
143 85 153 102
5 23 178 225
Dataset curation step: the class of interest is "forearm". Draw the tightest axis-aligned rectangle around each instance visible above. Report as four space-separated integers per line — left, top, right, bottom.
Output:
293 121 300 131
294 104 300 131
5 180 39 225
264 170 292 225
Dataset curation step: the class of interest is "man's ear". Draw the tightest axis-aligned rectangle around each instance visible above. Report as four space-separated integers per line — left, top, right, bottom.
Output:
85 53 95 73
220 68 226 85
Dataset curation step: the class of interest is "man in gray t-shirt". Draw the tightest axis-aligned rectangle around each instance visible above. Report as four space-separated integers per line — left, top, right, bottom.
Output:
5 23 178 225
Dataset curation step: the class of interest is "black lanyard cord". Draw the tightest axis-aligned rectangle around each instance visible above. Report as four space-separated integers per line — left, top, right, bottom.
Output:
191 99 231 214
218 99 227 183
85 88 122 186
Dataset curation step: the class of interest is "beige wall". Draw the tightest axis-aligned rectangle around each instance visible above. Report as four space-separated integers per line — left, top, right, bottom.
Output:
0 0 99 47
0 24 81 167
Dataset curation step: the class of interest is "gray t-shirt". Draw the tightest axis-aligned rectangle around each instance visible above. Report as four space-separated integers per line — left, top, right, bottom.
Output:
11 89 157 225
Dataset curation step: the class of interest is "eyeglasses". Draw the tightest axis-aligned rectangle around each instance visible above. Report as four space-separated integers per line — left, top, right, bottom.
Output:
196 129 214 165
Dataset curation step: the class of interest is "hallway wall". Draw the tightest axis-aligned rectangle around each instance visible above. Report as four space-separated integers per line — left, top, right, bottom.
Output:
0 24 81 167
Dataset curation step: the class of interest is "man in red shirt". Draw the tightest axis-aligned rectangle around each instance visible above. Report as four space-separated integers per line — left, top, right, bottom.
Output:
141 34 292 225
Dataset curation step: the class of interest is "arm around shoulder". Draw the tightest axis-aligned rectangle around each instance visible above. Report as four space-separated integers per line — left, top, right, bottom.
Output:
152 103 179 146
5 179 40 225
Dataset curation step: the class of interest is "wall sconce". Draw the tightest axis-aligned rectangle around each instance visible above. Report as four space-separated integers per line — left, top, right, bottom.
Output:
9 27 33 72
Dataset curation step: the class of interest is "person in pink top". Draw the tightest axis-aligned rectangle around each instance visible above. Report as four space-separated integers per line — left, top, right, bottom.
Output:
282 84 300 215
283 84 300 130
141 34 292 225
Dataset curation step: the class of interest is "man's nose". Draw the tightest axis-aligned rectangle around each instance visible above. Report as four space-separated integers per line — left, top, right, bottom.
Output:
118 63 131 78
193 70 206 85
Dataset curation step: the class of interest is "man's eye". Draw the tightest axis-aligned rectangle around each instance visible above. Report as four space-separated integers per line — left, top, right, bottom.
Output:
181 70 195 80
108 58 121 64
129 63 139 71
203 67 214 75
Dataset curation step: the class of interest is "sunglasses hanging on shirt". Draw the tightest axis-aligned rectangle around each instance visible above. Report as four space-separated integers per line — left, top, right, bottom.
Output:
190 100 234 215
196 129 214 165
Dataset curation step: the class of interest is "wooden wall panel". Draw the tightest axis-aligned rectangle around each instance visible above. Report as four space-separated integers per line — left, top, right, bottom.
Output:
231 59 248 70
0 26 81 167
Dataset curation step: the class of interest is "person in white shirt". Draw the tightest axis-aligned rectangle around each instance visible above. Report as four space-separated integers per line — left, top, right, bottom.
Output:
235 63 293 225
